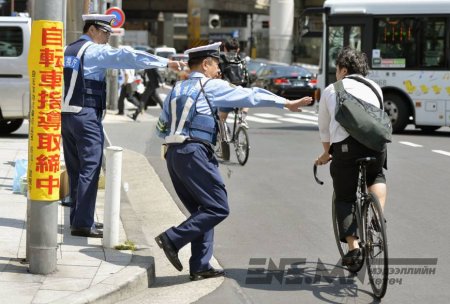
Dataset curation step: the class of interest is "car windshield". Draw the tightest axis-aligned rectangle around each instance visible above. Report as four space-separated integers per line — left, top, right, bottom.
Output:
268 66 311 78
170 55 188 62
157 51 175 58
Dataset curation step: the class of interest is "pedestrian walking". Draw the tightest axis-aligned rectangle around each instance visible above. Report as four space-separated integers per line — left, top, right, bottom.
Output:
117 68 142 120
62 14 185 238
155 42 312 280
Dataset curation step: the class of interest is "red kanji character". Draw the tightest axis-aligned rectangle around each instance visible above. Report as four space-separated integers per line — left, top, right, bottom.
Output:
42 27 63 46
39 70 62 89
38 110 61 130
35 154 60 173
37 133 61 152
38 91 61 110
36 175 60 195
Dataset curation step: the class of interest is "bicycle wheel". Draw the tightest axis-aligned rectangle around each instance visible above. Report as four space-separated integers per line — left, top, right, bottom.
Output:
235 126 250 165
364 192 388 299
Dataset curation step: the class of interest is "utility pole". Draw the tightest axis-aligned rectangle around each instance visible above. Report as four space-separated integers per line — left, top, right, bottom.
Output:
28 0 64 275
66 0 89 44
106 0 121 110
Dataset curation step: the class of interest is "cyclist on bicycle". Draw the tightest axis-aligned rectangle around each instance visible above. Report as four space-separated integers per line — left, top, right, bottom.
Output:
218 38 250 127
315 47 387 267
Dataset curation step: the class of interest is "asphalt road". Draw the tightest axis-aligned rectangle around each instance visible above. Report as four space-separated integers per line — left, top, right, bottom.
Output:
104 102 450 304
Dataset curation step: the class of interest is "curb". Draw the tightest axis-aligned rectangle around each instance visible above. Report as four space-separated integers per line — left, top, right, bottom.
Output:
49 149 155 304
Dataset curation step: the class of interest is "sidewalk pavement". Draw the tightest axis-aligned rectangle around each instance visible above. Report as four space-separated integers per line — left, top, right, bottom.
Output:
0 110 223 304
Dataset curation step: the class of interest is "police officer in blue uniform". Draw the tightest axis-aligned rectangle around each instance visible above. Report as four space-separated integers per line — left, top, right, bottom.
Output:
63 14 184 238
154 42 313 280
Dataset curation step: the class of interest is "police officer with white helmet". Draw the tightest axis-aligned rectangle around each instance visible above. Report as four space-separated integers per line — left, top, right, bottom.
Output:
63 14 184 238
155 42 312 280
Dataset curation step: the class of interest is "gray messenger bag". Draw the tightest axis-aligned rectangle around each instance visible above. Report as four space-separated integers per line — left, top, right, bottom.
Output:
333 75 392 152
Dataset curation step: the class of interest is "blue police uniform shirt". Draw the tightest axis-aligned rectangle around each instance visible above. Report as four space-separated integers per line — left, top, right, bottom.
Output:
63 35 169 113
157 71 286 139
80 34 168 82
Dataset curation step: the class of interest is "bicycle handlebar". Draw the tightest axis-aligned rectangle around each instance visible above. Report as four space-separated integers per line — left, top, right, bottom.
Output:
313 164 324 185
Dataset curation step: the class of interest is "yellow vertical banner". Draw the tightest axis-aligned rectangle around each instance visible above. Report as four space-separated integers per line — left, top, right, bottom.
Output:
27 20 64 201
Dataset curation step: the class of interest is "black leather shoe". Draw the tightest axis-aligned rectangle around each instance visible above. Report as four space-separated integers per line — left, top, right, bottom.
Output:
342 248 362 267
190 267 225 281
155 232 183 271
71 227 103 238
94 222 103 229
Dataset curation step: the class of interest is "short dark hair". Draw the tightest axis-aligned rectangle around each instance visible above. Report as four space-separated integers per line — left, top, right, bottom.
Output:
188 56 217 69
224 38 240 51
83 23 92 33
335 47 369 76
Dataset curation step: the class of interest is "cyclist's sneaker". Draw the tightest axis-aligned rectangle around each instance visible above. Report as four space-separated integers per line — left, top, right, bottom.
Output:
342 248 362 267
240 118 249 129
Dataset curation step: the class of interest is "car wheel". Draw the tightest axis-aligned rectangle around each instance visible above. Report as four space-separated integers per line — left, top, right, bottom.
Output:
0 119 24 135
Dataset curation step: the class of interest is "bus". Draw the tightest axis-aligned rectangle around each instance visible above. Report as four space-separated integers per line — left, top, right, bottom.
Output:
303 0 450 132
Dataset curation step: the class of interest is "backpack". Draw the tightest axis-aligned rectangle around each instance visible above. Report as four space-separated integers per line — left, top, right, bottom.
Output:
220 53 249 86
333 75 392 152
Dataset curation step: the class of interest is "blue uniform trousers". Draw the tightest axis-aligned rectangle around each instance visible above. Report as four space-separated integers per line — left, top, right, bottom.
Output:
164 142 229 273
61 107 104 229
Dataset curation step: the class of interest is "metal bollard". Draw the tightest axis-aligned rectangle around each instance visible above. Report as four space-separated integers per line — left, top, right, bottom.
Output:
103 146 123 248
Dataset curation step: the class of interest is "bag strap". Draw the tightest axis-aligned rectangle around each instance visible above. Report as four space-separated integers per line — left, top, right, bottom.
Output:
345 75 383 110
199 78 220 121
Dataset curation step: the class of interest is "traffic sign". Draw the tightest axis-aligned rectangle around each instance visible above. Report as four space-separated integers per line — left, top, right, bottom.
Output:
105 7 125 28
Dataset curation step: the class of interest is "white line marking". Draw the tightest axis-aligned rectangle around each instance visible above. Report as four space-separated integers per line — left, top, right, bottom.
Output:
432 150 450 157
278 118 318 125
284 113 318 121
246 116 281 124
399 141 423 147
254 113 284 119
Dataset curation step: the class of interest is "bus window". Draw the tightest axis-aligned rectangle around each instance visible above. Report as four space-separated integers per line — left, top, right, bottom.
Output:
328 26 344 69
422 18 445 67
349 26 361 51
374 17 419 68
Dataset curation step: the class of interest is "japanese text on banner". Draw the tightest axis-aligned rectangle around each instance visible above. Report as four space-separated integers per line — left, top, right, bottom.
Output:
28 20 64 201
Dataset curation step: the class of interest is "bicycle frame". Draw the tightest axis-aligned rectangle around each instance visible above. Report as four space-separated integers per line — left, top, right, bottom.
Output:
229 108 243 143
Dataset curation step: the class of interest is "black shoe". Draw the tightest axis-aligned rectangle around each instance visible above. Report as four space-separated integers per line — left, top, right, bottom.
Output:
71 227 103 238
61 201 72 207
190 267 225 281
342 248 362 267
155 232 183 271
94 222 103 229
132 111 138 121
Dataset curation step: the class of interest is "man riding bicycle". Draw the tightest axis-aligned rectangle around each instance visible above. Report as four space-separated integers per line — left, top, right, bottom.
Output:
315 47 388 267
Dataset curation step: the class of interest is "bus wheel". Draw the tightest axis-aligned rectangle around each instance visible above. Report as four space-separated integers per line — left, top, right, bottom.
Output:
384 94 409 133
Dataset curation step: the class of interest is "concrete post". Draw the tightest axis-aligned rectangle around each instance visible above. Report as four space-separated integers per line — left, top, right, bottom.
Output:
106 0 122 110
103 146 123 248
269 0 294 64
65 0 85 44
28 0 64 275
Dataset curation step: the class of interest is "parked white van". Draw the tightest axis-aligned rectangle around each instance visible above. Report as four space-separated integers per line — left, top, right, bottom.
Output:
0 17 31 134
154 46 176 59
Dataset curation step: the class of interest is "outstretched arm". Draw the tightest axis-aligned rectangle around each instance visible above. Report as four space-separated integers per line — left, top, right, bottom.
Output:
283 97 313 112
